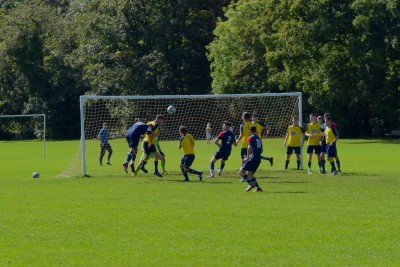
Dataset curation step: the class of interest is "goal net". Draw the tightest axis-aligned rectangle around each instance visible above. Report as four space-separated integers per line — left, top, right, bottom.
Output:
58 93 302 177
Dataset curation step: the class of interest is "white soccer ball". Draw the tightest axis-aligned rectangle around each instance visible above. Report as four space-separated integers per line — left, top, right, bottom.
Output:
167 105 176 114
32 172 40 178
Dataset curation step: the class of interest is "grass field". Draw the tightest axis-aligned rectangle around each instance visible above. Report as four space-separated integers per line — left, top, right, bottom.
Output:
0 138 399 266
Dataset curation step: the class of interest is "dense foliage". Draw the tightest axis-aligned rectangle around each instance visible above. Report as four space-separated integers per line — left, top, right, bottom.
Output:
208 0 400 136
0 0 399 138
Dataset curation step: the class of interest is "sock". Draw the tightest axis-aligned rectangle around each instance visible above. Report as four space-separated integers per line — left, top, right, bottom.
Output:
220 162 225 170
285 160 289 169
308 162 311 168
181 169 189 180
135 164 141 173
330 161 337 172
188 168 200 175
251 178 260 188
210 162 215 171
154 161 159 172
161 160 165 171
261 155 268 160
336 161 341 171
321 159 326 171
126 152 135 162
242 174 250 183
297 160 301 170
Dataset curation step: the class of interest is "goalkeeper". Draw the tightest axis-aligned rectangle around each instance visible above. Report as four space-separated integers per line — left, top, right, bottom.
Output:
135 137 167 175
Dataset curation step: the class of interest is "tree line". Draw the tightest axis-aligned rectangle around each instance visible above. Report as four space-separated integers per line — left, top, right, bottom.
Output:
0 0 399 139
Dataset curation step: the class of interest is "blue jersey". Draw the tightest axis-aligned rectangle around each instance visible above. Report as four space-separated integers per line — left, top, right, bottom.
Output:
125 122 152 140
247 134 263 161
98 128 109 144
217 130 236 152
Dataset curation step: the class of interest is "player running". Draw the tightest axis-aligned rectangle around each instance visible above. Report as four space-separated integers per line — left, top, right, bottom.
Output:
239 125 263 192
252 114 273 167
178 126 203 182
138 115 165 177
207 122 237 178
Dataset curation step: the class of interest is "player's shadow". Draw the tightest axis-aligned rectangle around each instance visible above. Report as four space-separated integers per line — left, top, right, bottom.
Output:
268 191 308 194
267 181 309 184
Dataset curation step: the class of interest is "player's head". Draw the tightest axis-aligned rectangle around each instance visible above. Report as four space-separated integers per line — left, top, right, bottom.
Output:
102 123 107 128
179 126 187 135
317 116 323 124
252 113 259 122
223 122 231 130
249 125 257 134
292 116 299 125
325 116 332 126
242 112 251 122
309 113 317 122
207 123 211 127
324 112 331 120
155 114 165 125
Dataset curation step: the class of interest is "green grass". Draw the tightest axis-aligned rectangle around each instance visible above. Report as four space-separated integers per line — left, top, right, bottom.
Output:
0 139 399 266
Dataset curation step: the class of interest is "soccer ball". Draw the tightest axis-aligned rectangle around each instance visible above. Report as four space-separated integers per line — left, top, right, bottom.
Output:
167 106 176 114
32 172 40 178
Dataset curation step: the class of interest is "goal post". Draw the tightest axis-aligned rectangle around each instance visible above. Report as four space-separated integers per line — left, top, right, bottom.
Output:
68 93 302 177
0 114 46 158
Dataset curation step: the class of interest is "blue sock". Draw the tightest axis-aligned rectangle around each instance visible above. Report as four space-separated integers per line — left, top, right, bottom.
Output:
243 175 250 183
210 162 214 171
220 162 225 170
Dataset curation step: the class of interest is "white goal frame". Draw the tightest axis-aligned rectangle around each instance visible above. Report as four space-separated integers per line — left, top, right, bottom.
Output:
79 93 302 177
0 114 46 158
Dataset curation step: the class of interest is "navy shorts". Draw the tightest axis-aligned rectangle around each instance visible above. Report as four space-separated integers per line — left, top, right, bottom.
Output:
307 145 321 154
143 141 157 156
214 149 231 161
240 148 247 159
126 134 141 150
320 143 327 153
181 154 195 168
286 146 301 155
242 159 261 174
326 143 337 158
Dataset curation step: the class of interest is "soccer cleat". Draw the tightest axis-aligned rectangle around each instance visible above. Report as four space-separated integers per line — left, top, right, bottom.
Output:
140 165 148 173
198 172 203 181
322 170 326 174
246 184 256 192
217 168 222 176
131 172 137 177
183 179 190 182
99 163 103 166
269 157 274 167
162 170 168 175
154 171 163 177
330 170 338 176
254 187 263 192
106 161 111 165
240 178 244 182
122 162 128 173
207 175 214 178
308 168 312 174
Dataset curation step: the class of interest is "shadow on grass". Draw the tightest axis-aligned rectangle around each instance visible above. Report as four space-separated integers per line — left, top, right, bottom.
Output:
268 191 308 194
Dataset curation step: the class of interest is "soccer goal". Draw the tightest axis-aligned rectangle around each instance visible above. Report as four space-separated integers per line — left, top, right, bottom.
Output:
0 114 46 158
58 93 302 177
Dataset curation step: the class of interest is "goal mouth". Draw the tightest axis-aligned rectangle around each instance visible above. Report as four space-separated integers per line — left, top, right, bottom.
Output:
59 93 302 177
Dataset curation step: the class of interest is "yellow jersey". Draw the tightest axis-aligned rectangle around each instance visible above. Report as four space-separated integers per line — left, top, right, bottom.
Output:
306 123 321 146
240 121 253 148
144 120 159 143
287 125 303 147
253 122 267 137
325 126 338 144
179 134 195 155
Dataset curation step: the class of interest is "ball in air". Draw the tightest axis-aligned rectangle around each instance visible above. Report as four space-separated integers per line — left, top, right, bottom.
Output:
32 172 40 178
167 105 176 114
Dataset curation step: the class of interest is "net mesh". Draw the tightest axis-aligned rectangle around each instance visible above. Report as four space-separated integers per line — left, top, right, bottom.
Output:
58 93 301 177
